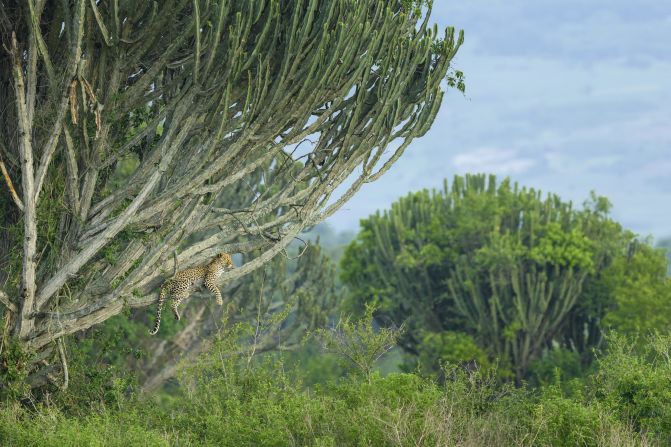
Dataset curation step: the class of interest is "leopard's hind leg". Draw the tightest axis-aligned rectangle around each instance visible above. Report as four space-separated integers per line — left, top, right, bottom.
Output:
171 290 190 321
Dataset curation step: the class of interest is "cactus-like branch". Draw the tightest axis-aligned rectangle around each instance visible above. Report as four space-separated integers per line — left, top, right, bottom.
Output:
0 0 462 383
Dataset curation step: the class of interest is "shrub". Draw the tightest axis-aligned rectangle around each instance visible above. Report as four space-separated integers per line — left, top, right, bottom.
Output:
529 347 586 386
533 385 612 447
590 333 671 442
413 330 493 377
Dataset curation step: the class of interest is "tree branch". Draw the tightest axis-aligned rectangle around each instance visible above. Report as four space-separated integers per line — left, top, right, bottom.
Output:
10 31 38 339
57 337 69 391
0 289 17 313
33 0 86 204
36 108 196 309
0 156 24 211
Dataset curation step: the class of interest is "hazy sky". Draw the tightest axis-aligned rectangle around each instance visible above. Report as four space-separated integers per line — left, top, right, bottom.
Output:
324 1 671 240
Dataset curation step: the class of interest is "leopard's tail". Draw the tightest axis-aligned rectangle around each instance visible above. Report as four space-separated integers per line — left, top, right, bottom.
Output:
149 288 167 335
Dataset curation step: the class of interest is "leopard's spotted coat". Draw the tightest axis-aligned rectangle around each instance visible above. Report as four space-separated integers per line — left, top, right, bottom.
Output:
149 253 234 335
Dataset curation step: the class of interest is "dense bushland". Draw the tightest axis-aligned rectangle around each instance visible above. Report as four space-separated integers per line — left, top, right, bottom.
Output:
1 313 670 446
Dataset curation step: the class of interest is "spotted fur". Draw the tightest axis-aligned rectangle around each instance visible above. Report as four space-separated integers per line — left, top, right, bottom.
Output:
149 252 234 335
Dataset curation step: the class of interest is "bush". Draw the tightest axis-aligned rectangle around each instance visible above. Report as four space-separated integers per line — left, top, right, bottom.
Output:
590 333 671 442
533 385 613 447
602 245 671 338
1 318 666 446
0 403 169 446
412 330 494 378
529 347 586 386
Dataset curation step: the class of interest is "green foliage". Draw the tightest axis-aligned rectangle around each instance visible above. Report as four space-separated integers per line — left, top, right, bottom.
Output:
602 245 671 337
400 0 429 16
341 174 651 381
0 403 170 447
529 347 586 387
532 385 614 447
0 334 32 401
283 339 346 386
529 333 671 446
656 237 671 274
1 333 667 446
528 222 595 271
447 69 466 94
413 330 492 377
590 333 671 441
54 315 141 414
312 304 402 383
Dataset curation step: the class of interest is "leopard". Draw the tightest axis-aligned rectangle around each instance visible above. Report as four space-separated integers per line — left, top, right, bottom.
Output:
149 252 234 335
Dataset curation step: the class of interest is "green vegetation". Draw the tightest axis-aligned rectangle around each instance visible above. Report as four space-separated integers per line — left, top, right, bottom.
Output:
341 174 670 382
2 174 670 446
2 0 666 443
1 314 670 446
601 244 671 338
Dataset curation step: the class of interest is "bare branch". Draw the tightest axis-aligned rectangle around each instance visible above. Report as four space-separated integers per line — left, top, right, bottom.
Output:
0 156 24 211
62 125 81 213
89 0 113 46
57 338 69 391
33 0 86 204
0 289 17 313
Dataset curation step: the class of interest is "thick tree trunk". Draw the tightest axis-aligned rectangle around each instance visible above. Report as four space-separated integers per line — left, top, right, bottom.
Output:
10 31 38 340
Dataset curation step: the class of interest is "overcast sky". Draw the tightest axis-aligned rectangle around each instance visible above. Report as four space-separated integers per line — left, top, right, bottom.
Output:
324 1 671 241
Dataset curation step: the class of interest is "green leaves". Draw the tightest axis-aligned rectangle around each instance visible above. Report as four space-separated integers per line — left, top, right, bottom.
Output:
473 232 526 270
528 223 595 271
601 245 671 337
446 69 466 94
417 330 491 376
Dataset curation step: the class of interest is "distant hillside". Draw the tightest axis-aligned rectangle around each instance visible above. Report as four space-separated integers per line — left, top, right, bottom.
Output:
299 223 355 267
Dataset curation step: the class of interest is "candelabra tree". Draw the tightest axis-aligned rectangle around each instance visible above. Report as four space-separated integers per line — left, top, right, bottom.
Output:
342 174 632 381
0 0 463 391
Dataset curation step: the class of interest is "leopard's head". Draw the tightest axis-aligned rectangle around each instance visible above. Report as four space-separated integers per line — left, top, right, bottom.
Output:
216 252 235 269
